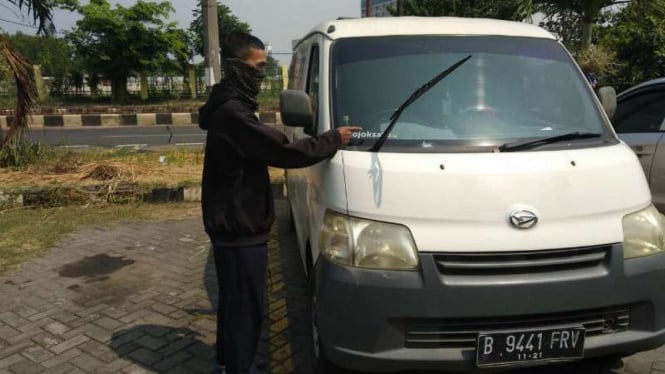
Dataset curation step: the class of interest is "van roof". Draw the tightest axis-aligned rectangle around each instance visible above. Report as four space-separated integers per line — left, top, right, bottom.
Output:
309 17 555 41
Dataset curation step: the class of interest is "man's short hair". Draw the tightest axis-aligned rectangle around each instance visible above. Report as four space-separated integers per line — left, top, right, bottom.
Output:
222 32 265 60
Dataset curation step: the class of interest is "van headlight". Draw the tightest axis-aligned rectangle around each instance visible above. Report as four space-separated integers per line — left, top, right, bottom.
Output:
623 205 665 259
319 210 419 270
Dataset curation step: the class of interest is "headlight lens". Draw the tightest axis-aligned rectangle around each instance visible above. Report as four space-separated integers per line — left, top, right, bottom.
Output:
319 210 419 270
623 205 665 259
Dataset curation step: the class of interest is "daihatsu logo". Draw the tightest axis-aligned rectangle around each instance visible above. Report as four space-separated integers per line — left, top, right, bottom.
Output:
509 210 539 229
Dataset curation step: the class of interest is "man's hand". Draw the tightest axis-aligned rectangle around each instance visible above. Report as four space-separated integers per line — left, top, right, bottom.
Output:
337 127 363 145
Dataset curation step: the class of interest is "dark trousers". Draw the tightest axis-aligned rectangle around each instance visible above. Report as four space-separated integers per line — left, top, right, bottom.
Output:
213 243 268 374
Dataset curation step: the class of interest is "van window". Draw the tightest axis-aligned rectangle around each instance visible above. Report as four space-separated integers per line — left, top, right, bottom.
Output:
289 47 308 90
331 36 614 152
307 45 320 130
614 91 665 133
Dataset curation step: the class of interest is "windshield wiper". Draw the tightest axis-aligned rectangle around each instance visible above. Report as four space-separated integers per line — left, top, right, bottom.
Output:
497 132 602 153
369 55 472 152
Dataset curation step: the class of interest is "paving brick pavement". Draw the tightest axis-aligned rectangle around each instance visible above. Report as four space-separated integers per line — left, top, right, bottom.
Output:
0 200 663 373
0 204 298 374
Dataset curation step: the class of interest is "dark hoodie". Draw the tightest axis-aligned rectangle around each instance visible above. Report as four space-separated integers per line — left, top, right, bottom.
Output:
200 83 341 247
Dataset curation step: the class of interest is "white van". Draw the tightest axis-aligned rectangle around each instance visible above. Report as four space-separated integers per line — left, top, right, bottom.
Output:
280 17 665 372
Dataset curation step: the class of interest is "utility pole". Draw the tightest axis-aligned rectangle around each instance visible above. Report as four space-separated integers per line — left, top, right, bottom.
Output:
365 0 372 17
202 0 221 90
396 0 403 16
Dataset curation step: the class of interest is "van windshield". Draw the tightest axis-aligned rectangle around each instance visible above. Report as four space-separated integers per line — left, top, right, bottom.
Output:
331 36 615 152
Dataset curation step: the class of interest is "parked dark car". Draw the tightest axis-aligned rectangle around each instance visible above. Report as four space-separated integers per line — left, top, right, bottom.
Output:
614 78 665 212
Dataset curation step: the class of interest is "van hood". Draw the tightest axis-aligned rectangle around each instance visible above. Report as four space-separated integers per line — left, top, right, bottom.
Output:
340 144 650 252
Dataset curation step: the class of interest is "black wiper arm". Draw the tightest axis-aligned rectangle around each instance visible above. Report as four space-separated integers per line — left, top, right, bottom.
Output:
369 55 473 153
497 132 602 153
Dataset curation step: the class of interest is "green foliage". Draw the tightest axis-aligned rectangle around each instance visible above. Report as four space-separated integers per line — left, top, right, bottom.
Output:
537 3 583 50
519 0 665 51
600 4 665 89
391 0 523 20
189 1 251 57
265 55 280 76
0 56 10 79
378 0 665 91
5 0 79 35
2 32 74 94
575 45 620 86
162 28 195 75
0 138 49 169
66 0 182 101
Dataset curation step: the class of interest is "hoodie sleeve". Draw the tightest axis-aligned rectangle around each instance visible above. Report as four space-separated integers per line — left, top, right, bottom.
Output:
217 101 341 169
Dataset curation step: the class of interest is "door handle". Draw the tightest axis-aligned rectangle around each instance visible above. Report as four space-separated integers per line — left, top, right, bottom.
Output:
634 151 653 158
632 146 653 158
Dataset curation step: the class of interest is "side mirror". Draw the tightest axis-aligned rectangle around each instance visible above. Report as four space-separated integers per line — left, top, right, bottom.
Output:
280 90 313 128
598 86 617 120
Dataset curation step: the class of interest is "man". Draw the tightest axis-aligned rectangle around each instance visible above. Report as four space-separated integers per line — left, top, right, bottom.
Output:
198 32 360 374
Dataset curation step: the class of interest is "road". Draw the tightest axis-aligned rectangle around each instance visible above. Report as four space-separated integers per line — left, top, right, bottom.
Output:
27 125 206 148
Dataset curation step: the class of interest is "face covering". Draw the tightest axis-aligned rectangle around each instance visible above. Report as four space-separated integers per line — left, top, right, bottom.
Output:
222 58 266 109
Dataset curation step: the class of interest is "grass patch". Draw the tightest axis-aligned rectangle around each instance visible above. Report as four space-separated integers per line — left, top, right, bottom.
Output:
0 147 205 191
258 92 279 111
0 146 285 196
0 202 201 275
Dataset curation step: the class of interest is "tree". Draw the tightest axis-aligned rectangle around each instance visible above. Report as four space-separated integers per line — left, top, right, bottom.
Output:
162 28 195 76
536 3 583 50
67 0 182 101
389 0 523 20
517 0 665 51
189 1 251 58
0 36 35 154
261 54 282 92
4 32 74 95
1 0 76 155
3 0 77 35
601 3 665 89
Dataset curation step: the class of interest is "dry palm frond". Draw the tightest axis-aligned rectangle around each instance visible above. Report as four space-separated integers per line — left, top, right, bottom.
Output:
77 161 141 201
1 0 57 150
78 162 139 181
6 0 55 35
576 45 621 79
0 35 36 147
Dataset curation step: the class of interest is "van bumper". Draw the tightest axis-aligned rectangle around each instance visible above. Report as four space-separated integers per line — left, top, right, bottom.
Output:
314 245 665 373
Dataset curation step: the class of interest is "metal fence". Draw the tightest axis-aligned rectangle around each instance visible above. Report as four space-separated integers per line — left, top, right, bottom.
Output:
0 70 285 101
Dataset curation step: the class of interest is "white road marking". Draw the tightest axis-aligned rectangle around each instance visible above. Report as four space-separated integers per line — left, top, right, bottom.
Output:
114 144 148 149
58 145 89 149
175 142 205 146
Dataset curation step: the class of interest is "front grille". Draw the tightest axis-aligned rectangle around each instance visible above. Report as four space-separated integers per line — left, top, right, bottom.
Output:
434 245 611 276
405 306 630 349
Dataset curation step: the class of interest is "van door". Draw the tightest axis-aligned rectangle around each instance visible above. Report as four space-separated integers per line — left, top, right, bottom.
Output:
285 37 323 263
652 136 665 213
614 90 665 189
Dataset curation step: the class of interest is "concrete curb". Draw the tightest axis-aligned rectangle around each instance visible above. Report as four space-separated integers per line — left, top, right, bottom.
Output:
0 111 282 129
0 181 285 208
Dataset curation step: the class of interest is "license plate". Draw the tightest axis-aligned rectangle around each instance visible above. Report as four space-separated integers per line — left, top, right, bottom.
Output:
477 327 585 367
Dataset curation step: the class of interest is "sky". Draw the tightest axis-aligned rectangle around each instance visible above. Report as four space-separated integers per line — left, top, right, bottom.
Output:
0 0 361 64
